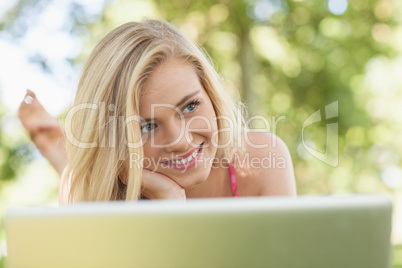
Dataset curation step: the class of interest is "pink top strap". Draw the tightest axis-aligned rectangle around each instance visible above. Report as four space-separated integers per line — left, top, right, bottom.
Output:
229 161 238 197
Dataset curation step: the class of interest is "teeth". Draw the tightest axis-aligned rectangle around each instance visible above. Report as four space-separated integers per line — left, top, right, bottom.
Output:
185 155 192 163
169 145 201 165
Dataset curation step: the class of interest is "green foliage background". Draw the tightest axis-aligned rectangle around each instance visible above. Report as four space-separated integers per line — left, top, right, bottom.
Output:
1 0 402 266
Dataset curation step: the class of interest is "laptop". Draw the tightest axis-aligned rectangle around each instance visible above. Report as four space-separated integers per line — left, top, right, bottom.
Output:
4 195 392 268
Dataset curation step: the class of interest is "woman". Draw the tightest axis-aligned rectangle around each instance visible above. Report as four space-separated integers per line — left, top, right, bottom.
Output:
19 20 296 203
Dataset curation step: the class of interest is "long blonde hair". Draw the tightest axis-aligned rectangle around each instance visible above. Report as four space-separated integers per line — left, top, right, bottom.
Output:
65 20 245 202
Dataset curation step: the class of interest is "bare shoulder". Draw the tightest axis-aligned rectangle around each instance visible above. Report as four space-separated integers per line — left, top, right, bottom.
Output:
233 131 297 196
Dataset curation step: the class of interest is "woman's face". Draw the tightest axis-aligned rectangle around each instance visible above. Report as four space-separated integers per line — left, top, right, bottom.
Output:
139 58 218 189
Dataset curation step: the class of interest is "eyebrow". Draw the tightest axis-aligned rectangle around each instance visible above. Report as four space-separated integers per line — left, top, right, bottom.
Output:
175 90 200 107
141 90 201 123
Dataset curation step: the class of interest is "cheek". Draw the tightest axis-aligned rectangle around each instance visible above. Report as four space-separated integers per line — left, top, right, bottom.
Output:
142 140 157 158
187 117 215 133
141 142 162 170
188 107 218 139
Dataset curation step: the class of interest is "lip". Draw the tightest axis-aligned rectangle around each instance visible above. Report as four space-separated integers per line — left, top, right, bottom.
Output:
162 143 204 170
172 144 201 161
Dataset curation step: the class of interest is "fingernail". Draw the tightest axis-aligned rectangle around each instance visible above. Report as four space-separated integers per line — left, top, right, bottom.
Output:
24 95 34 104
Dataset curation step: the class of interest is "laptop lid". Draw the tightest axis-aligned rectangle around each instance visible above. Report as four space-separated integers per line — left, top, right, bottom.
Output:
4 195 392 268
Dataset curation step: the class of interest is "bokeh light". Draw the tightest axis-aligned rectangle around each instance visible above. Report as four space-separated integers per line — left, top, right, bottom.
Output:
327 0 348 15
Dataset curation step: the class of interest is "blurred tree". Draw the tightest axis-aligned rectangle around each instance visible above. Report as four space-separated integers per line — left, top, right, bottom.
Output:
0 0 106 188
148 0 400 194
1 0 401 195
0 0 52 189
0 98 30 189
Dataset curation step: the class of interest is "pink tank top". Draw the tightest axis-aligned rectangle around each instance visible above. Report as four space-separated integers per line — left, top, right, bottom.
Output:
229 161 238 197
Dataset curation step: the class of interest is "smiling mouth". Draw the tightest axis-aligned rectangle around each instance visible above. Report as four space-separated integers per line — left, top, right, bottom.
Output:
162 143 203 167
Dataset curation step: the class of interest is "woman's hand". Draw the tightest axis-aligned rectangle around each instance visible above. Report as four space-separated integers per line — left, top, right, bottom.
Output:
141 169 186 200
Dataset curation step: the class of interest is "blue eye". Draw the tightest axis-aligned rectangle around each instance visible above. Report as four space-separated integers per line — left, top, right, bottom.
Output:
183 100 200 113
141 123 155 134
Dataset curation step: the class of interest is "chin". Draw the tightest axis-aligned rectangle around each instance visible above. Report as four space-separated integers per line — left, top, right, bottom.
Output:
176 169 210 189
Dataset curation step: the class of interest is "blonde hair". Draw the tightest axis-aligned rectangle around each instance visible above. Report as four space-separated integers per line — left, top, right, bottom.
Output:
66 20 245 202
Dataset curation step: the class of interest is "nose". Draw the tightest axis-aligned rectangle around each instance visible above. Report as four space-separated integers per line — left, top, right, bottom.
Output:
163 118 192 154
